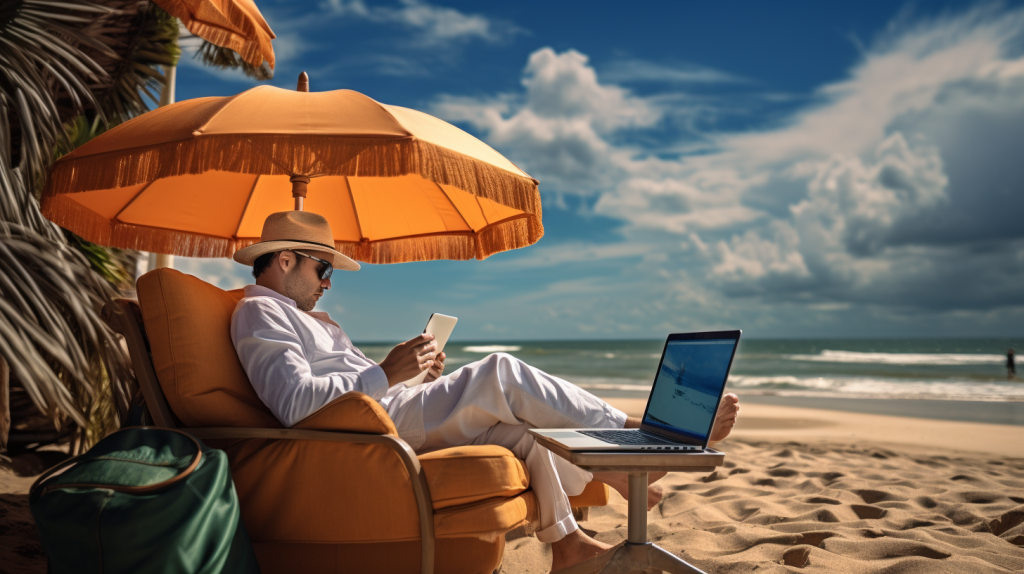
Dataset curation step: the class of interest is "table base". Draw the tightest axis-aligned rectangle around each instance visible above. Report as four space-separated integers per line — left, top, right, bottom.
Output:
556 541 705 574
555 473 707 574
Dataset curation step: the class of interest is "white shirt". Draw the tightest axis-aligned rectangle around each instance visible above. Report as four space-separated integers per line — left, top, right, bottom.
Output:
230 284 392 427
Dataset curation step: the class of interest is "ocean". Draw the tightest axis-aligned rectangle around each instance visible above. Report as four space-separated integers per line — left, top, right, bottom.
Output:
359 338 1022 399
356 338 1024 424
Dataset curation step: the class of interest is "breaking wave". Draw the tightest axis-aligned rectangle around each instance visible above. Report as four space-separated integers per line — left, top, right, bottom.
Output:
728 375 1024 401
783 350 1006 366
565 374 1024 401
462 345 522 353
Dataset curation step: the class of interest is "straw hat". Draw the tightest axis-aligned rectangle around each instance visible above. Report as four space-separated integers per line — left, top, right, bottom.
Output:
233 211 360 271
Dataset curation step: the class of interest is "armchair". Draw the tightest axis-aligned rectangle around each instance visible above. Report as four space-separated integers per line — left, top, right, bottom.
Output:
103 268 608 574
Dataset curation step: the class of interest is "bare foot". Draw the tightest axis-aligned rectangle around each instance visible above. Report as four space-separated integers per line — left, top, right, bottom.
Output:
550 529 613 572
591 471 667 510
709 393 740 445
626 391 740 445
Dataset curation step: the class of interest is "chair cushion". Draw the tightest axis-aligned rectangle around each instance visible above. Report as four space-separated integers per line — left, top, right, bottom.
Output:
433 492 535 538
137 268 281 428
418 445 530 509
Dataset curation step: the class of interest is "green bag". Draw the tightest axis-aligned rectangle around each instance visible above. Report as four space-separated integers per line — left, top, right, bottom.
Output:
30 427 260 574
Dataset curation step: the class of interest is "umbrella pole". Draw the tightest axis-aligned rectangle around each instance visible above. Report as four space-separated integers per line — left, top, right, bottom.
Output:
290 73 311 211
150 63 178 270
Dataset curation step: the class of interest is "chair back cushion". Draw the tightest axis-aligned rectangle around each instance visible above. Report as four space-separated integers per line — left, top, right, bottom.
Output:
136 269 281 428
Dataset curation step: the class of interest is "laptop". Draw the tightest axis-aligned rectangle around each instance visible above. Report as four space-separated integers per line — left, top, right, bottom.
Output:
533 330 741 452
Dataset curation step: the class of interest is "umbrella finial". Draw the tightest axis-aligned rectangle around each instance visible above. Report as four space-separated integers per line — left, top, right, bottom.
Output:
297 72 309 92
291 175 311 210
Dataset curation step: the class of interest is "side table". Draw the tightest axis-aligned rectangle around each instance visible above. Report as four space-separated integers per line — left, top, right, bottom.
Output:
529 430 725 574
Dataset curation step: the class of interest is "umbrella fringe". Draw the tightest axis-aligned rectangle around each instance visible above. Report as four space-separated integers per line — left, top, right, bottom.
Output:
337 217 538 264
46 136 541 212
43 195 542 264
157 0 275 68
180 20 272 70
42 136 545 263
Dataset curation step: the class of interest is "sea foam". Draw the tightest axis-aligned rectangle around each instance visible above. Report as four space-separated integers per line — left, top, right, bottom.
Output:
728 375 1024 401
784 350 1006 365
462 345 522 353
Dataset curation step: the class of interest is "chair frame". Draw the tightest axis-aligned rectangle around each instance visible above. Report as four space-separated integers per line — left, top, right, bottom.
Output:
103 299 437 574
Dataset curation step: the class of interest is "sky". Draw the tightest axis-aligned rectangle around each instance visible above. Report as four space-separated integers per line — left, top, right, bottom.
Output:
169 0 1024 341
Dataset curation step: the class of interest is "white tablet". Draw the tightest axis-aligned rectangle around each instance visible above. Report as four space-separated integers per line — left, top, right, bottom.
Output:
400 313 458 386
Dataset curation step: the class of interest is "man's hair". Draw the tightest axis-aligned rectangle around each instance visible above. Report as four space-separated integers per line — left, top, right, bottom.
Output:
252 251 278 279
252 250 311 279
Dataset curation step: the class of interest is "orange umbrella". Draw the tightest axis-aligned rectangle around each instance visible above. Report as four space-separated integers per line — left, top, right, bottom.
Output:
41 74 542 264
156 0 276 69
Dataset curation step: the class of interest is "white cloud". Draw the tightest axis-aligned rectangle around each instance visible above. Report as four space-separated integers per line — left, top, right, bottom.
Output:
433 48 660 195
601 59 747 85
172 257 251 291
434 7 1024 316
322 0 522 45
498 241 656 269
796 133 947 255
712 222 809 282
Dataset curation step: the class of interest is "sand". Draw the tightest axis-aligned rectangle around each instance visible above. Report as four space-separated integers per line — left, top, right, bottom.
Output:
500 400 1024 573
3 403 1023 573
1 448 64 574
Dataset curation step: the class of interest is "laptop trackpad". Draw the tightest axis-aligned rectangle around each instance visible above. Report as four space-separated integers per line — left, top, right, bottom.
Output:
545 432 582 439
537 430 612 449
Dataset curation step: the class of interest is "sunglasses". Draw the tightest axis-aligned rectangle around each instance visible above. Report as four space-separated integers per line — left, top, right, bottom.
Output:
290 250 333 281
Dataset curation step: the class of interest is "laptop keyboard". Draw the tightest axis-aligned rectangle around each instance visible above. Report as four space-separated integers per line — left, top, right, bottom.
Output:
578 429 678 446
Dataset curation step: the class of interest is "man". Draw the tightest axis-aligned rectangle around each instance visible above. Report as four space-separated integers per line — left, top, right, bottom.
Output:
230 211 740 572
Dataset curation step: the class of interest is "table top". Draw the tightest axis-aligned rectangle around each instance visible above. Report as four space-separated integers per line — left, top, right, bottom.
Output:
529 430 725 472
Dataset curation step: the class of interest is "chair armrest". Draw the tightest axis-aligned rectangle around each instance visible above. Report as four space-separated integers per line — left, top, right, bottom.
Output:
292 391 398 435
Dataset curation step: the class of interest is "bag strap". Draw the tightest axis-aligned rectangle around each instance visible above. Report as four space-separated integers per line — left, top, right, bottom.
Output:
30 427 203 500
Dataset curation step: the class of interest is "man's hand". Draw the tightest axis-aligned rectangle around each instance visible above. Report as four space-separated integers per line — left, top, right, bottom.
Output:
380 334 437 386
425 351 446 383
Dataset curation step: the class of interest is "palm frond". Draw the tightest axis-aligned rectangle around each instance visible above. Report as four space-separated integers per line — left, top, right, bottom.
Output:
0 221 133 433
0 0 272 453
64 230 132 289
0 94 63 240
194 39 273 80
2 0 184 198
68 0 181 122
0 0 113 198
0 57 132 452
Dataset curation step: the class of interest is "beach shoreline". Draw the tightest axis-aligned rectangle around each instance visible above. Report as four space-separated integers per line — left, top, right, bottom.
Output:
737 394 1024 426
605 398 1024 458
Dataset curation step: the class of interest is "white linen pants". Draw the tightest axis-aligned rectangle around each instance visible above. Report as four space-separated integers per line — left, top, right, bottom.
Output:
382 352 628 543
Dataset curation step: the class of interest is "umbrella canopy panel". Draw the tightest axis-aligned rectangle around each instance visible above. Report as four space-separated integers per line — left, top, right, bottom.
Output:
43 85 543 263
156 0 276 69
47 87 528 178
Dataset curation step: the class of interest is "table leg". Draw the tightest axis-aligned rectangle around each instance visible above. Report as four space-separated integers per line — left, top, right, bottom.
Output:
627 472 648 544
557 472 709 574
595 472 707 574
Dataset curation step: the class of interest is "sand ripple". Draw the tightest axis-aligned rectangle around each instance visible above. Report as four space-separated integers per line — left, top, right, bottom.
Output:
504 439 1024 573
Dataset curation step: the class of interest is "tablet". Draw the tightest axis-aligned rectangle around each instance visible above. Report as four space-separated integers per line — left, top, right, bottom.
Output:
400 313 458 386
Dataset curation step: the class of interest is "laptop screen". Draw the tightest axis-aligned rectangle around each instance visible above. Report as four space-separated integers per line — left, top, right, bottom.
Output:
641 333 740 444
